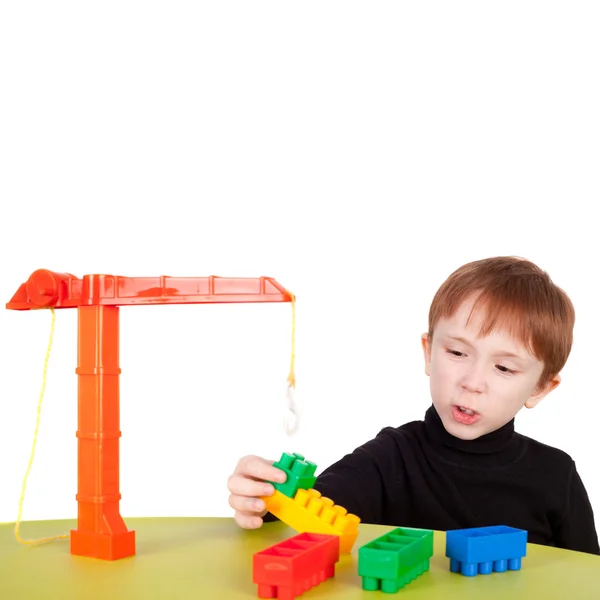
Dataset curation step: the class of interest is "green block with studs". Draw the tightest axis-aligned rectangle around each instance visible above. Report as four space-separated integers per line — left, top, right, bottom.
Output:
270 452 317 499
358 527 434 593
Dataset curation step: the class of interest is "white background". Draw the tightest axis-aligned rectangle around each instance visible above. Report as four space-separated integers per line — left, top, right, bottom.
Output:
0 2 598 539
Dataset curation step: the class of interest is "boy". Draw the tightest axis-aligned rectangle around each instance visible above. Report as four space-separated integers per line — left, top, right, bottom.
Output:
227 256 600 555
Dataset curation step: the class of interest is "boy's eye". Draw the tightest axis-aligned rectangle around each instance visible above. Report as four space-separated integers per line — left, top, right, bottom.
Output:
496 364 517 375
447 349 464 357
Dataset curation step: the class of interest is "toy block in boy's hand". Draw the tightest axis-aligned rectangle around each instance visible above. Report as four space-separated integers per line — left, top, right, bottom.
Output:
253 532 340 600
269 452 317 499
445 525 527 577
261 488 361 554
358 527 434 593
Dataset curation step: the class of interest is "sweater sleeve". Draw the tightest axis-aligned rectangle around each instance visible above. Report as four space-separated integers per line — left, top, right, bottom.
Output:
553 463 600 555
310 429 404 525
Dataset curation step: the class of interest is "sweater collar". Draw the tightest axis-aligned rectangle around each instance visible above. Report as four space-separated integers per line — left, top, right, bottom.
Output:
424 404 517 455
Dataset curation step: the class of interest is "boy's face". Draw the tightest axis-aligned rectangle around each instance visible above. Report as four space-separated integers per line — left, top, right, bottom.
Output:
421 296 560 440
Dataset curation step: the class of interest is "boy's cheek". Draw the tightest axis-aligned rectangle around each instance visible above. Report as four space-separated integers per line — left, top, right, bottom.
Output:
430 360 453 381
429 374 449 397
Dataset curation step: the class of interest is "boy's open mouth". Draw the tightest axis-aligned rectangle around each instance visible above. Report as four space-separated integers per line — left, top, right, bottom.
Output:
451 405 480 425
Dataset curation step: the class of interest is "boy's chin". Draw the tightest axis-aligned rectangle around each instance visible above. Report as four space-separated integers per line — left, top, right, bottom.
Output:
441 416 490 440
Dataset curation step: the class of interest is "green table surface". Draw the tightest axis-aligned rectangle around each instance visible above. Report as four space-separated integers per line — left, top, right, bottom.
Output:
1 517 598 599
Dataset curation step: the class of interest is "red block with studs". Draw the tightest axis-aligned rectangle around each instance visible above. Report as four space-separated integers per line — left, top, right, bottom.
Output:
253 532 340 599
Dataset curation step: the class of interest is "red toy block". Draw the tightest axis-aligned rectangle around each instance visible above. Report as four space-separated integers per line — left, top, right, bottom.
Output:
253 532 340 600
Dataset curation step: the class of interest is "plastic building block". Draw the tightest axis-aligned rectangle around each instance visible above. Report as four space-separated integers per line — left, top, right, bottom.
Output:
270 453 317 499
445 525 527 577
6 269 293 560
262 489 360 554
358 527 434 593
253 532 339 600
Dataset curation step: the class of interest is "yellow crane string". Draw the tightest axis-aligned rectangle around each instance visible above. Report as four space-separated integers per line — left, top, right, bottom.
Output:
284 291 298 434
14 307 68 546
287 291 296 389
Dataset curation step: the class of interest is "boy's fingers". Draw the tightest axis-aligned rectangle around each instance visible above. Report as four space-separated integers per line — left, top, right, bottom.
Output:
235 455 286 484
228 455 284 532
234 512 263 530
228 494 267 515
227 473 275 498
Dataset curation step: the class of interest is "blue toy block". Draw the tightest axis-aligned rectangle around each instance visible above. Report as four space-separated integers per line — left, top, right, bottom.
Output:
445 525 527 577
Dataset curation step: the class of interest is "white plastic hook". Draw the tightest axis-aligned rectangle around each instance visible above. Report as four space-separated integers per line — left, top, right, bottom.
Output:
284 384 299 435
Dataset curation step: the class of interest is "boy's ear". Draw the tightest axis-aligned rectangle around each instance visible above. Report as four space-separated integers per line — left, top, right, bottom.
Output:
421 333 431 376
524 374 561 409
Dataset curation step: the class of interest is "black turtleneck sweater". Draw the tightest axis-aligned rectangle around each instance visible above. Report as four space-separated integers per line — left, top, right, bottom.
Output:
267 405 600 555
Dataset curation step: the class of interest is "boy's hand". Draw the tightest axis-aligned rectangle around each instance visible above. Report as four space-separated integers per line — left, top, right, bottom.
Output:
227 454 287 529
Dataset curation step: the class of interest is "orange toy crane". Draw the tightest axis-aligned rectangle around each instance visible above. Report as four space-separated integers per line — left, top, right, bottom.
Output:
6 269 294 561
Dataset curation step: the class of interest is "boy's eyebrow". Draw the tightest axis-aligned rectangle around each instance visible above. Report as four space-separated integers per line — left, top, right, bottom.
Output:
444 335 528 361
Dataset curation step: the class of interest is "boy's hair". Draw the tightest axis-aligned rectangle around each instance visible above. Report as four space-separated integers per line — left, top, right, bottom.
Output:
427 256 575 387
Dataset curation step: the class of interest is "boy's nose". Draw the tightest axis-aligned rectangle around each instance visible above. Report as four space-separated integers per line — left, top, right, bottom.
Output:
460 368 486 394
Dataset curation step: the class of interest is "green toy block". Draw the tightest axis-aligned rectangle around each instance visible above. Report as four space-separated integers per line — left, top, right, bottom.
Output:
358 527 434 593
270 452 317 498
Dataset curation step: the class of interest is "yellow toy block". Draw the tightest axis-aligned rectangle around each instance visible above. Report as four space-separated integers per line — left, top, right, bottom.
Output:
262 488 361 554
